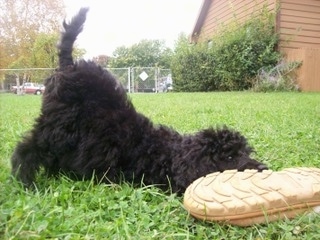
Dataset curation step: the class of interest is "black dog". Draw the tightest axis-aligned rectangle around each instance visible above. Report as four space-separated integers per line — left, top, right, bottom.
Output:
11 8 267 193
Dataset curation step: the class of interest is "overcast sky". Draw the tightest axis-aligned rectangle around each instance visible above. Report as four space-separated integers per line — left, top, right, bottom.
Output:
63 0 203 58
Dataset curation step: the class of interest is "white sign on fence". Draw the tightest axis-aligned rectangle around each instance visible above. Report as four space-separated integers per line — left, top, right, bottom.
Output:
139 71 148 81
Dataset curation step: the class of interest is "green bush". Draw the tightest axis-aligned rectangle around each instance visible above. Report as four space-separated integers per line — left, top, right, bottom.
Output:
171 8 281 91
170 36 216 92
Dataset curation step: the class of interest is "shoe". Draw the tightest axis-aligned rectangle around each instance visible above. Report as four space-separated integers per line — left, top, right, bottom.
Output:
183 167 320 226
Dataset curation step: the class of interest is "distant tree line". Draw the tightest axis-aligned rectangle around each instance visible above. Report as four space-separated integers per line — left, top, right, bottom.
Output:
1 1 290 92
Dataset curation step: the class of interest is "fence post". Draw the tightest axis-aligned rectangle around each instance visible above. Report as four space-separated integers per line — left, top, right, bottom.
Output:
128 67 131 93
155 67 158 93
131 68 135 93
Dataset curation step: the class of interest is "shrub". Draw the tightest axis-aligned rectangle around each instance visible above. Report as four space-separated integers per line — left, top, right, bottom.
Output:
170 36 216 92
171 8 281 91
252 60 302 92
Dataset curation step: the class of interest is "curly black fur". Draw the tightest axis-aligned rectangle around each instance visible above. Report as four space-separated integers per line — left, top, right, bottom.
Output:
11 8 268 193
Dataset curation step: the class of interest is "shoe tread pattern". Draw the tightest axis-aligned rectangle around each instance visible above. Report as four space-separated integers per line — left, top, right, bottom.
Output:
183 167 320 226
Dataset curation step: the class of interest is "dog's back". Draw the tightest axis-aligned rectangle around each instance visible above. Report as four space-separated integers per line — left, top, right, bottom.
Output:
11 8 267 192
11 8 143 187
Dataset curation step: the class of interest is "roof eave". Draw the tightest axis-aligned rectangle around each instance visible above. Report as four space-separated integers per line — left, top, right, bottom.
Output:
190 0 212 43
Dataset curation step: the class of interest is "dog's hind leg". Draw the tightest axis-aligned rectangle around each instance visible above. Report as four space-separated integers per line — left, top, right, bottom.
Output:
11 135 41 187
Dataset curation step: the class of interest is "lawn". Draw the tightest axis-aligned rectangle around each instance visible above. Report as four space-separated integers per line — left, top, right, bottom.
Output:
0 92 320 239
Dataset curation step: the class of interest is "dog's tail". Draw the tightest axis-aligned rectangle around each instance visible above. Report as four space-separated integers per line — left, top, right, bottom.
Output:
58 7 89 70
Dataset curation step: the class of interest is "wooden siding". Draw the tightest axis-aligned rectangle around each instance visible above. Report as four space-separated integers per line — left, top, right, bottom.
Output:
284 48 320 91
191 0 320 91
193 0 276 42
278 0 320 91
279 0 320 49
192 0 320 49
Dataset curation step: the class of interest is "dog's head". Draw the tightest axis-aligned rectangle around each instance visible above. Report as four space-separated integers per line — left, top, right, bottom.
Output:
196 127 268 172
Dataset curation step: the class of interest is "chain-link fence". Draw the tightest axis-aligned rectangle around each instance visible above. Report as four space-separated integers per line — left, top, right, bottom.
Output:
0 67 172 93
158 68 172 93
132 67 157 92
107 68 131 92
131 67 172 93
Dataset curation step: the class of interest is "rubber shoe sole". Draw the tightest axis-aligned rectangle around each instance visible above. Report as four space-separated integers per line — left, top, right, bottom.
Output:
183 167 320 226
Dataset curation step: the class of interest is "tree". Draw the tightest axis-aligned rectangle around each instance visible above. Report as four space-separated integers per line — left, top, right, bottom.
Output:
109 39 173 68
0 0 65 69
92 55 109 68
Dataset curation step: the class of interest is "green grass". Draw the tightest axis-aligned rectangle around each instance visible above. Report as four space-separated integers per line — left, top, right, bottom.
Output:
1 92 320 239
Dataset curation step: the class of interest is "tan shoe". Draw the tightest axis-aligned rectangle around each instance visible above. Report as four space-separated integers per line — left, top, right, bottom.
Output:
183 167 320 226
